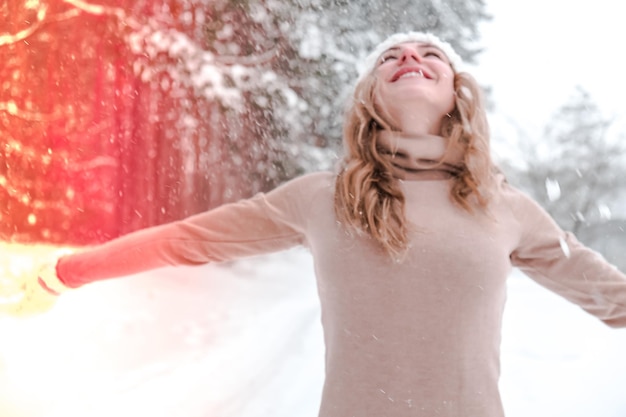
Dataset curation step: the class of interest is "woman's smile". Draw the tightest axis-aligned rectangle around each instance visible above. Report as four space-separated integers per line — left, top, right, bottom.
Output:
391 66 431 82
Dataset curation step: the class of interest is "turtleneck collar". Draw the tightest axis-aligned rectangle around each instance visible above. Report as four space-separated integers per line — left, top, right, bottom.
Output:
377 130 465 181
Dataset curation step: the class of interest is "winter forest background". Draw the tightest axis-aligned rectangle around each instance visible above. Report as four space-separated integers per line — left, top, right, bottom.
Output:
2 0 492 245
1 0 626 416
2 0 626 258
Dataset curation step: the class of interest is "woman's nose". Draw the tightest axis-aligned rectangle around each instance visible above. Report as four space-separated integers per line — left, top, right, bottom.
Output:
399 47 421 64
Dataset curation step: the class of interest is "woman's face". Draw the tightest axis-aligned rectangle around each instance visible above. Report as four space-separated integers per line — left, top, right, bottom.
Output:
373 42 456 130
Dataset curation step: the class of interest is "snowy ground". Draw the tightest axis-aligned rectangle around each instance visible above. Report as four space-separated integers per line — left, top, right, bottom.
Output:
1 244 626 417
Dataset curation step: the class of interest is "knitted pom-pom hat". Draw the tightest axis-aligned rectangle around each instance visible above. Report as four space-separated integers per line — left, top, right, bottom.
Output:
357 32 463 81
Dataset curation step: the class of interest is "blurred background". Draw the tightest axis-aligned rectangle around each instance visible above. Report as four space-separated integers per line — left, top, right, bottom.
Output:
1 0 625 416
2 0 625 258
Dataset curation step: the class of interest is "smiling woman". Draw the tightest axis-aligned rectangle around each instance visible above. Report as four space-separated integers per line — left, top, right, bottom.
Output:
2 30 626 417
373 42 457 136
337 32 494 258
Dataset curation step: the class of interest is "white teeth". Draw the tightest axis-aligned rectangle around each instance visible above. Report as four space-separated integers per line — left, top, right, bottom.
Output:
399 70 424 80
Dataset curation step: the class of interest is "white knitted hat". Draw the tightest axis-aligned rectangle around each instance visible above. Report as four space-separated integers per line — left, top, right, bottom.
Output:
357 32 463 80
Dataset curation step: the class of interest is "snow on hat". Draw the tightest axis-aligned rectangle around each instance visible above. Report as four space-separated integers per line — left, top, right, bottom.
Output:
357 31 463 80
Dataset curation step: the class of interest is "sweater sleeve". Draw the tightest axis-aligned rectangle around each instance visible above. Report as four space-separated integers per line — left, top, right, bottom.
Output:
57 172 333 288
506 183 626 328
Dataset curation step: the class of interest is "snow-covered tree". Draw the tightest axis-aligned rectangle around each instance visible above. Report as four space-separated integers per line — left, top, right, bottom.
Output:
207 0 490 162
508 87 626 235
1 0 490 245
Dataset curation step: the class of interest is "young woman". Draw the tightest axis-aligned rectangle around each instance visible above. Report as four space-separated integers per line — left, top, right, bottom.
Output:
8 32 626 417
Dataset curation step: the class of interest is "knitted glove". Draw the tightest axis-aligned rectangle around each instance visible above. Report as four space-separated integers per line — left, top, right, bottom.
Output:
0 249 73 317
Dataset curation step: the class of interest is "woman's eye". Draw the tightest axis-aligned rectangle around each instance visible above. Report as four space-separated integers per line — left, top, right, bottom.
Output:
380 54 397 64
424 51 444 60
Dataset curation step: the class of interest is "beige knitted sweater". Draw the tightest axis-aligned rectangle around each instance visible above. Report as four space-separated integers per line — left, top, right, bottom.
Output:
57 157 626 417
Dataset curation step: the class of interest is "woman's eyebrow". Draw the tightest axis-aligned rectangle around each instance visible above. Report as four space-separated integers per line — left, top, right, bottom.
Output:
420 44 443 52
384 44 442 53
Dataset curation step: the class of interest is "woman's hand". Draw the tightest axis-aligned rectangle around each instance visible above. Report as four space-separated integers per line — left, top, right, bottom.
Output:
0 248 73 318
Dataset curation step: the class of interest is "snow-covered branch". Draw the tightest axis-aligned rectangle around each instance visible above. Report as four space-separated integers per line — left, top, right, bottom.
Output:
64 156 118 172
128 26 301 112
62 0 126 18
214 48 279 66
0 3 48 46
0 0 141 47
0 101 61 122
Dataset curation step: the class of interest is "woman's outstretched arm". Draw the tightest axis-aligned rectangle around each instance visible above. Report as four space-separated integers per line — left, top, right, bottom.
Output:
56 192 304 288
506 183 626 328
1 172 332 316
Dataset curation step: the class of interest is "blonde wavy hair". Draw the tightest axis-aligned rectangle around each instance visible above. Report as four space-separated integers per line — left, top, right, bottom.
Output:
334 70 496 259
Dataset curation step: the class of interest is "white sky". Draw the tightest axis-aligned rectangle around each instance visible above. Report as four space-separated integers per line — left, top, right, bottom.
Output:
469 0 626 160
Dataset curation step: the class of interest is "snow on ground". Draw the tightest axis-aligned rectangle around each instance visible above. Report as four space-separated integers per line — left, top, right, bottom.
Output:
1 244 625 417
